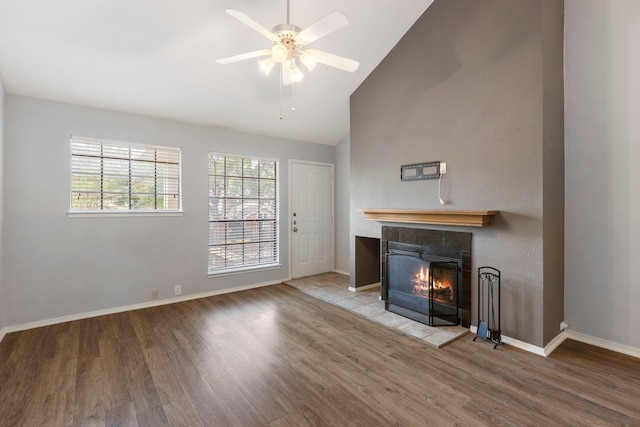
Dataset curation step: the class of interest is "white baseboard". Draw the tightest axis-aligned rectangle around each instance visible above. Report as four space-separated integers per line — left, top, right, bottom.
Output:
469 325 547 356
333 269 349 276
504 334 547 356
469 326 640 360
0 279 282 340
565 330 640 359
348 282 381 292
543 331 568 356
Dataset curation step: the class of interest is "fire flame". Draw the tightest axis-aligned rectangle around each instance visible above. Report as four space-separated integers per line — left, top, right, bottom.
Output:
412 266 455 304
413 267 430 295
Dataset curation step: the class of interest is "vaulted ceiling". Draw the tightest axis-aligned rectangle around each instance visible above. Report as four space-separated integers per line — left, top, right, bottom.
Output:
0 0 434 145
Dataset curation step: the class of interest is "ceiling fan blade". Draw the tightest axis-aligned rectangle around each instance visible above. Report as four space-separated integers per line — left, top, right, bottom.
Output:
295 11 348 45
216 49 271 64
308 49 360 73
225 9 279 43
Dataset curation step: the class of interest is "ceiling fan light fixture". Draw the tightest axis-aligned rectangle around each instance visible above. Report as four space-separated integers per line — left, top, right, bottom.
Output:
271 43 289 63
258 58 275 75
289 62 304 83
299 50 318 72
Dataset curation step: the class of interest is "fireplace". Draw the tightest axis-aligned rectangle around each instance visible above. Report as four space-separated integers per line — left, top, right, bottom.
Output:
382 226 471 328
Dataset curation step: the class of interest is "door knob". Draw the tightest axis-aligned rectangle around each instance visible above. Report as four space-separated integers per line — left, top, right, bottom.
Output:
293 227 298 232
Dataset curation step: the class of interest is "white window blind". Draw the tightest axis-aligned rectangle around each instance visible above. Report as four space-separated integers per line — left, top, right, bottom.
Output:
208 153 279 273
70 137 181 212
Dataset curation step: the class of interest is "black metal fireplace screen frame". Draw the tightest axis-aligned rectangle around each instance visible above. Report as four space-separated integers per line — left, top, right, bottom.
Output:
385 250 461 327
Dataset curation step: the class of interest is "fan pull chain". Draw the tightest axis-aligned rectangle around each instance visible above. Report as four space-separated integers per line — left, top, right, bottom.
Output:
279 66 283 120
291 83 296 112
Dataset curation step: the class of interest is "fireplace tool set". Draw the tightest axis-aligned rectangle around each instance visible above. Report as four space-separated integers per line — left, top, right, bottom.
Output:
474 266 503 349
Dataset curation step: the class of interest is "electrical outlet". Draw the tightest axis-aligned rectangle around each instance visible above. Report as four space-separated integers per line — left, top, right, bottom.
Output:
440 162 447 174
174 285 182 296
560 321 568 331
152 289 159 300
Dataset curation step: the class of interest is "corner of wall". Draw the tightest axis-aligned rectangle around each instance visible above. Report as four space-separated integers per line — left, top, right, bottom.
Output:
541 0 566 346
334 135 351 276
0 71 6 335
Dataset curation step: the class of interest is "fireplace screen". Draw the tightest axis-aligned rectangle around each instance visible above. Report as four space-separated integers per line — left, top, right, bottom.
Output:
386 253 460 326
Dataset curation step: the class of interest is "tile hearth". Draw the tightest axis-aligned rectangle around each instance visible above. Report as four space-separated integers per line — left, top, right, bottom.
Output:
284 272 469 348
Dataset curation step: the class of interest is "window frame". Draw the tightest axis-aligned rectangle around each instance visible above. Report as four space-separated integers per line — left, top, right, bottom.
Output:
68 136 183 216
207 152 280 276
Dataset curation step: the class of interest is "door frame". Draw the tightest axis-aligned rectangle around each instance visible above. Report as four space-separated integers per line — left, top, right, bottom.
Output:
288 159 335 279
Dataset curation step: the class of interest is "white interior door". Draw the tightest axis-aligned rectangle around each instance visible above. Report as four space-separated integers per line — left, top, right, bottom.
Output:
290 162 334 278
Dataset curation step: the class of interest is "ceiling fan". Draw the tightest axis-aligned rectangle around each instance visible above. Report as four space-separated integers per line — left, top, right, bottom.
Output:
216 0 360 86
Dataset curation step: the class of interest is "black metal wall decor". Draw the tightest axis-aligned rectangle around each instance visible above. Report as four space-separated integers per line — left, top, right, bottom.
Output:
400 161 440 181
473 266 503 349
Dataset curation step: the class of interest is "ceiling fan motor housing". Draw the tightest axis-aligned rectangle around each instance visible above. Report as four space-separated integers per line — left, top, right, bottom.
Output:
272 23 303 59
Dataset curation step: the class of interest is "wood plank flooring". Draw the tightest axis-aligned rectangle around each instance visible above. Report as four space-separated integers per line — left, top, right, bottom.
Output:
1 283 639 426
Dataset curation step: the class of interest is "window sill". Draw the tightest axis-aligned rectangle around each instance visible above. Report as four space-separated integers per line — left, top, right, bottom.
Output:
67 210 184 218
208 263 281 278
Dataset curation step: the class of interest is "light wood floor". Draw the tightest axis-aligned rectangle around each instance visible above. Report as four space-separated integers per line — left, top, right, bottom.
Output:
1 284 639 426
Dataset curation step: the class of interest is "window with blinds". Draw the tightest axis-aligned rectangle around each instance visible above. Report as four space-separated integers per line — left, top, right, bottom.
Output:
70 137 181 212
208 153 279 273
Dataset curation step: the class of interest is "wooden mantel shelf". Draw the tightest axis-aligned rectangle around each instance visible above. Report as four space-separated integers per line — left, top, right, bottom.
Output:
358 209 498 227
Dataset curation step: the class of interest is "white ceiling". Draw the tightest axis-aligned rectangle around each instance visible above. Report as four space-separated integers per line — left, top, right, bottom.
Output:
0 0 434 145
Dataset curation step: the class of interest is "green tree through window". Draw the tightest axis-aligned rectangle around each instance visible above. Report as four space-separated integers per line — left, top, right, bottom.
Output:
208 153 279 272
70 137 181 212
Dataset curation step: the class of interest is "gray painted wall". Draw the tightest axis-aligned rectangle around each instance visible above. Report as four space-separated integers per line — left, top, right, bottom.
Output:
0 74 4 331
565 0 640 350
350 0 564 347
2 94 334 327
334 135 350 275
